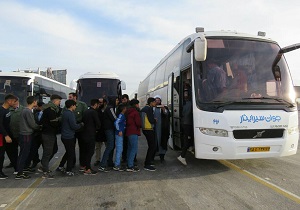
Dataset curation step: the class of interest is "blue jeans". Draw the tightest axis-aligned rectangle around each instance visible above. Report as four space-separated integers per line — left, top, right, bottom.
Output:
127 135 138 168
100 130 115 167
114 135 123 167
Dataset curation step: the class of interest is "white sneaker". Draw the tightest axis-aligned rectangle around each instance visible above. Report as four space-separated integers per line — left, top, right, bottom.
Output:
177 156 187 166
13 171 18 175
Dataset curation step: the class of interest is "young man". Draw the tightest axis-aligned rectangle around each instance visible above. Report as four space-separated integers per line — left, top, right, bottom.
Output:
58 100 83 176
68 92 88 170
177 89 193 166
40 94 62 179
98 99 118 172
140 97 157 171
81 99 101 175
125 99 141 172
0 94 17 179
7 98 24 173
113 104 127 171
15 96 40 179
94 98 107 166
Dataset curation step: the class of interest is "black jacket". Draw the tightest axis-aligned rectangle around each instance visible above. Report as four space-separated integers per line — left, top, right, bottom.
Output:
82 107 101 139
103 105 117 131
40 102 60 135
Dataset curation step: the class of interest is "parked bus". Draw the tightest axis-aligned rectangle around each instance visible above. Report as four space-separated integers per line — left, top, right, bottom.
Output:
138 27 300 159
76 72 126 105
0 71 74 106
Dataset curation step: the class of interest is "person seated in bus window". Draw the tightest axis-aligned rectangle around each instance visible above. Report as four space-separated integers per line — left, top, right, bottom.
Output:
228 63 248 98
202 59 226 101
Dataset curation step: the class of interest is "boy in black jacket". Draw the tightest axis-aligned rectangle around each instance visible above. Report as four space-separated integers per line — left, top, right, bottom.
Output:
40 94 62 179
140 97 157 171
82 99 101 175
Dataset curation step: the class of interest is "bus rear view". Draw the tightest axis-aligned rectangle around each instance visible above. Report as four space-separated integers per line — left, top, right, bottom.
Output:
76 72 126 105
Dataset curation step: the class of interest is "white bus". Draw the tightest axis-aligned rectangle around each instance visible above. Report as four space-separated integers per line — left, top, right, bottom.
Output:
76 72 126 105
0 71 74 106
138 28 300 159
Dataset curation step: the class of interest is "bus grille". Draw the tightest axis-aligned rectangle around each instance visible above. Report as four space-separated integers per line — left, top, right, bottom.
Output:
233 129 284 139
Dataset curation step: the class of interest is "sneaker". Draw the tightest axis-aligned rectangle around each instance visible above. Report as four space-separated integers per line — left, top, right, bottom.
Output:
98 166 109 172
126 166 140 172
0 172 8 179
113 166 124 171
42 171 54 179
79 166 86 172
144 165 156 172
177 156 187 166
149 162 155 167
93 161 100 166
65 171 75 176
37 166 43 173
23 167 35 173
13 171 18 175
56 167 65 172
84 169 97 175
15 172 31 180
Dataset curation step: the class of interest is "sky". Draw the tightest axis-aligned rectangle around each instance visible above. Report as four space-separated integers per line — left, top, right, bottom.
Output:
1 0 300 96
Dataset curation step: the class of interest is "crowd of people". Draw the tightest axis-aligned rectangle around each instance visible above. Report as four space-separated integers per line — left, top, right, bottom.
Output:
0 92 176 180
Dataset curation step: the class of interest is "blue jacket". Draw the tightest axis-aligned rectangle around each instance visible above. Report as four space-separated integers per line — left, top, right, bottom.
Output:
114 113 126 135
61 109 82 139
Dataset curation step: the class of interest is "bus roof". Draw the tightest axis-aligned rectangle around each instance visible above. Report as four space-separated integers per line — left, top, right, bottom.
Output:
0 71 71 88
78 72 120 80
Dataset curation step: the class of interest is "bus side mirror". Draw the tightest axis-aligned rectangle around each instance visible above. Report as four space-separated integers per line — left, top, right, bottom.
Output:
121 81 126 90
194 36 207 61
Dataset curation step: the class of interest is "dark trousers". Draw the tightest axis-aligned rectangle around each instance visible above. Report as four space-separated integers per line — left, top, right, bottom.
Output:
73 132 85 167
17 134 32 173
180 124 194 158
50 139 58 161
5 137 19 171
143 130 156 166
0 138 6 172
41 134 56 172
84 138 95 170
25 134 42 168
122 136 128 161
59 138 76 172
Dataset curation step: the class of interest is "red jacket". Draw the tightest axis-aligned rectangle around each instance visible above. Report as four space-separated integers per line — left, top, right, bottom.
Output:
125 107 141 136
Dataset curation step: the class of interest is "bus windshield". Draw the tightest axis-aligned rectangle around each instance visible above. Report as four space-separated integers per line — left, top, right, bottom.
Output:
0 76 29 105
77 78 120 104
194 39 295 111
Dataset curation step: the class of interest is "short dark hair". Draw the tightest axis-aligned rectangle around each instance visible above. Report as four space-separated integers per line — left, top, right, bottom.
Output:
129 99 139 106
118 104 127 112
90 99 99 106
27 96 37 105
65 99 76 108
69 92 77 98
5 94 18 101
147 97 155 105
121 94 129 100
50 94 62 101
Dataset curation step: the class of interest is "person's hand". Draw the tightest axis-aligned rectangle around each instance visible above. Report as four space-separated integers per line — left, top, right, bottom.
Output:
5 135 12 143
80 122 84 127
118 131 122 136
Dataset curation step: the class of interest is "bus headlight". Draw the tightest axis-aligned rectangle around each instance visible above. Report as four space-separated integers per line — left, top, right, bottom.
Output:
199 128 228 137
288 127 299 135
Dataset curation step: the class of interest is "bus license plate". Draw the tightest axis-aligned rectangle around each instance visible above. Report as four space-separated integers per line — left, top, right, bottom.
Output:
247 147 270 152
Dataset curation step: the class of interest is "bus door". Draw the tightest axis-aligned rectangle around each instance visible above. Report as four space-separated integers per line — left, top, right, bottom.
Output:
167 72 181 149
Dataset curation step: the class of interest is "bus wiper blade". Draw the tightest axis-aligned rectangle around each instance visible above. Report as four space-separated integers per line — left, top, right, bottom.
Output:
242 97 295 107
